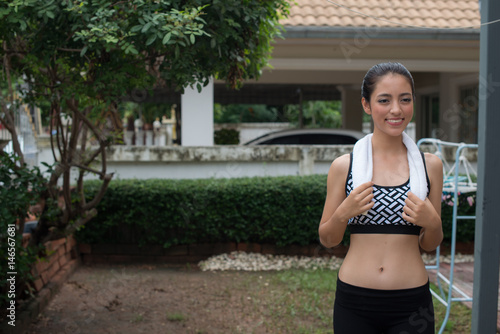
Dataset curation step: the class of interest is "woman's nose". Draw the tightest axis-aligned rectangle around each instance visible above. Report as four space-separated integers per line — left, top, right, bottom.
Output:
390 101 402 113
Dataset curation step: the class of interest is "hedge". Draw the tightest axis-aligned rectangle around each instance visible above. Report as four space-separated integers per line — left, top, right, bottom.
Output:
441 191 476 244
77 175 328 247
76 175 476 248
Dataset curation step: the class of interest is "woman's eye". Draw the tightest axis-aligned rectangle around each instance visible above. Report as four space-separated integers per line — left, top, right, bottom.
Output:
378 99 389 104
401 98 412 103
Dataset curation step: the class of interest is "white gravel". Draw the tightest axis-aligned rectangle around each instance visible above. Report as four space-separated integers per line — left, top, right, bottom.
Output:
198 251 474 272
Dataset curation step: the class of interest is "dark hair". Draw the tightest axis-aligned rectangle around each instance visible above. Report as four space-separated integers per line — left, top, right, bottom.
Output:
361 62 415 102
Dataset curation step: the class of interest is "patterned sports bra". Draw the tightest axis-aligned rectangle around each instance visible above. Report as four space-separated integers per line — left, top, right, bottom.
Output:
345 152 430 235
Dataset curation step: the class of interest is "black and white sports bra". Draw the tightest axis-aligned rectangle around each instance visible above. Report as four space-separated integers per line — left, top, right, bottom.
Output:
345 152 430 235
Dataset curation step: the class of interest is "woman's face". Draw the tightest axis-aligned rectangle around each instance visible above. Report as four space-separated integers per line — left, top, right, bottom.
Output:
361 73 414 137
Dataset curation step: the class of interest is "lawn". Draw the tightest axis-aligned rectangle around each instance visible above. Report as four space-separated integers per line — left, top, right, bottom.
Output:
27 265 473 333
241 269 472 334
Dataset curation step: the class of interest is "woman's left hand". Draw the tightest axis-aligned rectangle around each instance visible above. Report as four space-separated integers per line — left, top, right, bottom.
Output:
402 191 440 230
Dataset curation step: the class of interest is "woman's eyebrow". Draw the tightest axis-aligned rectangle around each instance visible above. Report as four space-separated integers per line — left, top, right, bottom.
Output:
376 93 391 98
376 92 412 98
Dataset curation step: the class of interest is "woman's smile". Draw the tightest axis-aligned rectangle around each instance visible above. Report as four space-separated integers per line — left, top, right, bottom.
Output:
386 118 405 126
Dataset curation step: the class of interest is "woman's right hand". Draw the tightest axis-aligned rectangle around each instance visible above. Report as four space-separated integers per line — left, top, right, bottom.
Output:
319 155 374 248
339 181 375 218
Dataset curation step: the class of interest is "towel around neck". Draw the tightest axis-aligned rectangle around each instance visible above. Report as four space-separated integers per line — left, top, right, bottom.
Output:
351 132 427 201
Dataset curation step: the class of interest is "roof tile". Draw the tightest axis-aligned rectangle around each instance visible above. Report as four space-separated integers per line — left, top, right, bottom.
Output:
281 0 481 29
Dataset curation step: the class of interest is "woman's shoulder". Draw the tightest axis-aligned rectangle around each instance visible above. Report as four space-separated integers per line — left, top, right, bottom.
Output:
423 152 443 168
328 153 351 176
423 152 443 179
326 153 351 191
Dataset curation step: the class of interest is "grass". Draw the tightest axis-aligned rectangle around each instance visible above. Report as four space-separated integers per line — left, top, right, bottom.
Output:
131 313 144 323
431 284 473 333
241 269 472 334
166 312 188 322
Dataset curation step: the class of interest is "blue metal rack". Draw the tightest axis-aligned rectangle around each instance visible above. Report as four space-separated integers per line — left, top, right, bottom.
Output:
417 138 477 334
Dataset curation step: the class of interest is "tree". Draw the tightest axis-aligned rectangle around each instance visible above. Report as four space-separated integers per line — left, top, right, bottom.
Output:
0 0 290 247
284 101 343 128
214 104 281 123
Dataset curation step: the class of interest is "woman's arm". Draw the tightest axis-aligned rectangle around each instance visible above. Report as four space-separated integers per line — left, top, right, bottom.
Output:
403 153 444 251
318 154 375 248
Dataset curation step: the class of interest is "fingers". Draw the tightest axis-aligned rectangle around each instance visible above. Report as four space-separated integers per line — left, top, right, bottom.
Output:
345 181 375 217
357 181 375 192
403 193 429 225
359 185 374 198
356 184 375 215
361 199 375 215
356 185 374 206
353 181 374 197
402 206 416 223
405 191 422 205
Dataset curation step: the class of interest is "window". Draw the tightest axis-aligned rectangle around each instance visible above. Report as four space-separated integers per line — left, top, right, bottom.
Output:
459 85 479 143
421 94 440 139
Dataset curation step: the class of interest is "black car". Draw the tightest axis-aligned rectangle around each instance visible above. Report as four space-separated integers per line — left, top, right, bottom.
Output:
243 128 365 145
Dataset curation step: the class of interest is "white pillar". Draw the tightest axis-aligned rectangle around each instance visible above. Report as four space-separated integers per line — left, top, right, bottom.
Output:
181 78 214 146
145 130 153 146
124 131 134 145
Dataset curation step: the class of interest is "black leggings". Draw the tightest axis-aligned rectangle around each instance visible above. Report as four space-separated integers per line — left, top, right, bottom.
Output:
333 277 435 334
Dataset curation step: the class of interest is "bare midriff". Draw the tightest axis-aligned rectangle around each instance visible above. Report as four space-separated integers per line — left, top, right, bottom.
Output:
338 233 428 290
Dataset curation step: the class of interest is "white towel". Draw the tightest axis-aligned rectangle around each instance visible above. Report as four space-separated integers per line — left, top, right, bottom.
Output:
352 132 427 201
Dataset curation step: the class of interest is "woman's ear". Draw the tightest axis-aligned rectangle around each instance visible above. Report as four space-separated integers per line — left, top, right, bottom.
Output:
361 98 371 115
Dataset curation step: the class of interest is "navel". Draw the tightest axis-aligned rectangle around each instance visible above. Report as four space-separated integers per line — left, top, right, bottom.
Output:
379 267 384 273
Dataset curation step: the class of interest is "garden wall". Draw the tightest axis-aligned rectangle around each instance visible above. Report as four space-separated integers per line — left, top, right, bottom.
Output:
77 242 349 265
3 235 80 334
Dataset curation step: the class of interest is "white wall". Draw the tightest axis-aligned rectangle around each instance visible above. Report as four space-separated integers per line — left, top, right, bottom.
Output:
181 78 214 146
35 143 354 180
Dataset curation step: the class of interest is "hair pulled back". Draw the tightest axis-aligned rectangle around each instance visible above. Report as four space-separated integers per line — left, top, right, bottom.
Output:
361 62 415 102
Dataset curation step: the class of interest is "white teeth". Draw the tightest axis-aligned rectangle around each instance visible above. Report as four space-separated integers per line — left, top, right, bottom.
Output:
387 119 402 124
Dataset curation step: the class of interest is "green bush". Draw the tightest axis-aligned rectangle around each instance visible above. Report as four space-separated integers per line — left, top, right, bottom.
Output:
77 175 328 247
214 104 281 123
441 191 476 244
0 153 46 313
77 176 476 248
214 128 239 145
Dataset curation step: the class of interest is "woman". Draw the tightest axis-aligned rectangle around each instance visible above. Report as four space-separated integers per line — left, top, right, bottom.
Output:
318 62 443 334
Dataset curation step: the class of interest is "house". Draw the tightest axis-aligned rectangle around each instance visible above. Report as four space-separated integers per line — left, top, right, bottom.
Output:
24 0 483 179
179 0 481 146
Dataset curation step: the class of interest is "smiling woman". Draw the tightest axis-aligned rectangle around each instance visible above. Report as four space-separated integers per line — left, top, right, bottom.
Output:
362 73 414 138
318 62 443 334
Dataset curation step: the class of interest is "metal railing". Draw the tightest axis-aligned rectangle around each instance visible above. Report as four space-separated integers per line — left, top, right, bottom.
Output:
417 138 477 334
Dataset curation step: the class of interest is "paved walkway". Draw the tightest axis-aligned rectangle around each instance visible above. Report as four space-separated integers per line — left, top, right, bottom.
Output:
427 261 500 332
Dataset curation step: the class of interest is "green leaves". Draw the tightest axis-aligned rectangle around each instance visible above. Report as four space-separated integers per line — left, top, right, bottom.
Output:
77 175 328 248
162 32 172 44
78 175 478 249
1 0 291 99
0 153 47 310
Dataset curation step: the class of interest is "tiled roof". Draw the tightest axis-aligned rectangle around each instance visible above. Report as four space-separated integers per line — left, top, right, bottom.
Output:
282 0 481 29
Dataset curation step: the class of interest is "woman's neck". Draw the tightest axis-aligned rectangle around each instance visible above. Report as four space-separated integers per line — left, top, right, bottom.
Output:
371 131 405 155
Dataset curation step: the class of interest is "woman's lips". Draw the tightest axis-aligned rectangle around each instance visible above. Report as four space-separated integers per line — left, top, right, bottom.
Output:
386 118 404 126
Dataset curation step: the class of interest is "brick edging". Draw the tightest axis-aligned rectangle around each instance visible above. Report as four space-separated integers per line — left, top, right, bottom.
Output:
0 236 80 334
78 242 349 264
8 258 80 334
77 241 475 265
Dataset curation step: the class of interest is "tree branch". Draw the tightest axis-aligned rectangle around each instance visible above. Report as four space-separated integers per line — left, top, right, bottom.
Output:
56 47 83 53
0 45 25 165
64 208 98 235
72 162 106 177
83 172 113 211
